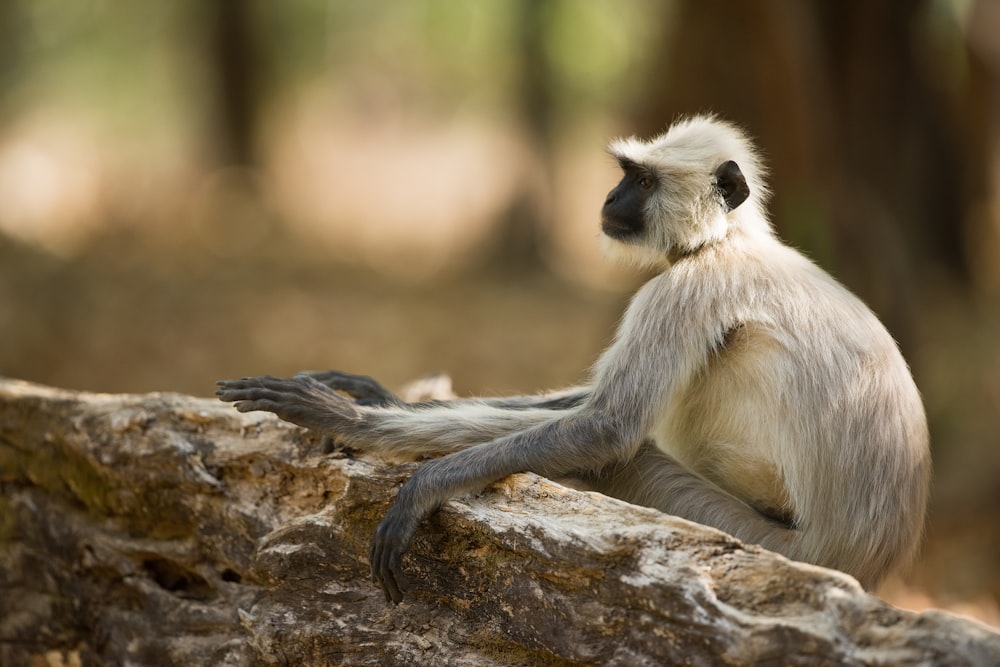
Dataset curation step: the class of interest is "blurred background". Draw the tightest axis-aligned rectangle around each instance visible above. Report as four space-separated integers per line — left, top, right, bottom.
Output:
0 0 997 626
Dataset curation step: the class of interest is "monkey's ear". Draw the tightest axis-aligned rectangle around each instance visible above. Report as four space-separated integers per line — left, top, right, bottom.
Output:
714 160 750 211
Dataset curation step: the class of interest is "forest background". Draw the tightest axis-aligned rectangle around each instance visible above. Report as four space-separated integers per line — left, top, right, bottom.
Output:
0 0 997 627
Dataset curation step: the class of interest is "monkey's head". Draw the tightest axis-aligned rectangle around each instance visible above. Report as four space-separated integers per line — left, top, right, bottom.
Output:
601 115 770 266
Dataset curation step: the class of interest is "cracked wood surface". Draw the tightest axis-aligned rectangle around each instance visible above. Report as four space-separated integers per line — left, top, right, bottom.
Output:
1 378 998 666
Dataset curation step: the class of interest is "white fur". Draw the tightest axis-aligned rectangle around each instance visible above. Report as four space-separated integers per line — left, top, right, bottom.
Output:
606 115 771 261
232 115 931 592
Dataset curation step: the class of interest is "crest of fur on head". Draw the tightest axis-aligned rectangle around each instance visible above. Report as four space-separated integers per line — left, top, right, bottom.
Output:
601 115 772 268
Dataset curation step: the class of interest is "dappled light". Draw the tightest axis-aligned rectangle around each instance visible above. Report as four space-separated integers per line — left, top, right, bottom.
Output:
0 113 106 254
1 0 998 632
263 90 529 279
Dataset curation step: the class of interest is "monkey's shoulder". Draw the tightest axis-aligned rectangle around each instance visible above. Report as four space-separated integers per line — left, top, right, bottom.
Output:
651 240 895 355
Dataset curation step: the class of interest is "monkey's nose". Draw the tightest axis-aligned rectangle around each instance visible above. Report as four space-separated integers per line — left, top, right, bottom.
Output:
604 193 616 205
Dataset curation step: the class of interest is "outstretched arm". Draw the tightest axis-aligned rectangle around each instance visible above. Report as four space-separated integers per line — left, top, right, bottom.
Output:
367 405 646 602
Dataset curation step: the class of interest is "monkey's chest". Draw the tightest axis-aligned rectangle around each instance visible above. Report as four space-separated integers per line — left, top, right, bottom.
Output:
650 324 795 518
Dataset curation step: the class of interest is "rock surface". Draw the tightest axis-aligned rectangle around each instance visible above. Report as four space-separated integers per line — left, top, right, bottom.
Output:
1 378 998 666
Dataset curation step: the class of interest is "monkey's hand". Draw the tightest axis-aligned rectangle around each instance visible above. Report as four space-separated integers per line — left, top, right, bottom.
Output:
369 484 429 604
295 369 401 407
215 374 362 433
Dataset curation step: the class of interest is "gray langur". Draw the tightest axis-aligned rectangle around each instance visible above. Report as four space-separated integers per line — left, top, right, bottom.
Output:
217 115 931 604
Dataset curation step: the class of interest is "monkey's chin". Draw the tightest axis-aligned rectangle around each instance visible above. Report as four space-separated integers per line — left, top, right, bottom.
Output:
599 234 670 271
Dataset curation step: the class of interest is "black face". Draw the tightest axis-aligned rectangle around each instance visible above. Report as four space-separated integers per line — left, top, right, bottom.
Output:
601 158 657 241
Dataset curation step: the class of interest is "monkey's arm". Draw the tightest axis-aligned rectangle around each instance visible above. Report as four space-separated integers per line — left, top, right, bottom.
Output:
301 369 590 411
367 407 642 602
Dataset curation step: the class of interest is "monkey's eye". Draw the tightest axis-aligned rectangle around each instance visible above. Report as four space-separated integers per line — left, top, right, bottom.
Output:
638 176 654 189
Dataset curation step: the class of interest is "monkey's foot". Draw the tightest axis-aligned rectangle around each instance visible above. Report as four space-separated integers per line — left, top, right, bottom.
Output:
296 369 401 407
215 374 361 432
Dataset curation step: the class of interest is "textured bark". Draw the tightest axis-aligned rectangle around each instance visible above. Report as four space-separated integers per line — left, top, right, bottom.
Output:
1 378 998 666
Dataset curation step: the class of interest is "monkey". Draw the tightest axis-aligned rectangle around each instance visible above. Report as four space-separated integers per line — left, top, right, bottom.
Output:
217 115 931 604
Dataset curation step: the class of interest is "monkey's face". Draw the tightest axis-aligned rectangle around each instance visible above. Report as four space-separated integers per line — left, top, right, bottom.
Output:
602 118 760 263
601 157 659 243
601 156 745 261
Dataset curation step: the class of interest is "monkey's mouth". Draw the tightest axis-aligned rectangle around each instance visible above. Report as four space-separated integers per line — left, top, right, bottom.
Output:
601 216 642 240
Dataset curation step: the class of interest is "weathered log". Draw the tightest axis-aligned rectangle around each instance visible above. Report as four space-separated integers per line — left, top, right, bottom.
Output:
1 378 997 666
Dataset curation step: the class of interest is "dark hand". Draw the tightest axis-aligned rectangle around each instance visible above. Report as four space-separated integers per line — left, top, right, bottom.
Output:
369 502 424 604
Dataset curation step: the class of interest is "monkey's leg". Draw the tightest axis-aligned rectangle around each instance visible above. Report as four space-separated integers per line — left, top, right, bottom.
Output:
492 387 590 411
217 374 575 458
582 441 801 559
301 369 590 411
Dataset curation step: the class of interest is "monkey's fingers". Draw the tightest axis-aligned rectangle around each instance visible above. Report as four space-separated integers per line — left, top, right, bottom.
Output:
369 521 410 604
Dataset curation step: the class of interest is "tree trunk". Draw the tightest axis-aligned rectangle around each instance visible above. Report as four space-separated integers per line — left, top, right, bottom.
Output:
205 0 260 167
1 378 998 666
630 0 996 351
